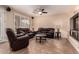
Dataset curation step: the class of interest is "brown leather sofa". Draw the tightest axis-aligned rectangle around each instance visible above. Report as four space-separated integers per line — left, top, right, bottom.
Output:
38 28 55 38
16 28 31 34
16 28 35 38
6 28 30 51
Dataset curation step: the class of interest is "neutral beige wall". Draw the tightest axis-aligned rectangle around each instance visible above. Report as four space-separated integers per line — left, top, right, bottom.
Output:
33 14 71 38
5 11 14 30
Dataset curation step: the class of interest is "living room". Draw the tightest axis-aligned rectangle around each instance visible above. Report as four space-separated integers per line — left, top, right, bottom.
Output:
0 5 79 54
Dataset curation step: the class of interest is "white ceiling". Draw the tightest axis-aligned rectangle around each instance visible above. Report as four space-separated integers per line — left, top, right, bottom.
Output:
9 5 76 17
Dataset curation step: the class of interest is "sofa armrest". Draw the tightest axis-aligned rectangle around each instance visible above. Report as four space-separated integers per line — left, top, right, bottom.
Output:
17 34 29 39
16 32 25 37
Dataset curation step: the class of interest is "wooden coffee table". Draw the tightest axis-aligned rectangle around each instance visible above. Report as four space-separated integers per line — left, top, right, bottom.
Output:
36 33 46 43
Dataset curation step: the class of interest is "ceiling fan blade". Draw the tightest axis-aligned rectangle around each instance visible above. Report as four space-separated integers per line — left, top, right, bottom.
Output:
42 9 44 11
42 12 48 13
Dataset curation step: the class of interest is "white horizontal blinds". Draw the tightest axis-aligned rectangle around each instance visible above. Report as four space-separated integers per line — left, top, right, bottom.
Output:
0 11 3 41
15 15 30 28
0 11 5 42
20 17 30 28
0 7 6 42
0 13 1 41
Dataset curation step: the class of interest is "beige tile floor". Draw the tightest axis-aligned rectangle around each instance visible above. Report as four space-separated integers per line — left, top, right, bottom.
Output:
0 38 78 54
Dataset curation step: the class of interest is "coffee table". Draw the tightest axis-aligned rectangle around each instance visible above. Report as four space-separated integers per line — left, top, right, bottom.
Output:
35 33 46 43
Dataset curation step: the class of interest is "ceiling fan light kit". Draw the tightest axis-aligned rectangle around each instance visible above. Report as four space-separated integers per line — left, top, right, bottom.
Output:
33 8 48 15
38 12 42 15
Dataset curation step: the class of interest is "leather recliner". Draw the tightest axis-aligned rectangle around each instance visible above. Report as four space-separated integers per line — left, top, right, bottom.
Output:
6 28 29 51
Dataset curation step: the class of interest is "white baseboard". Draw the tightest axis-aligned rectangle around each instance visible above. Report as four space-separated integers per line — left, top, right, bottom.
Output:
68 36 79 53
0 39 8 43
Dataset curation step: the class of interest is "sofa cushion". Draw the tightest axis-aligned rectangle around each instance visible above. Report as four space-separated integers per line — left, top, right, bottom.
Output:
16 28 31 34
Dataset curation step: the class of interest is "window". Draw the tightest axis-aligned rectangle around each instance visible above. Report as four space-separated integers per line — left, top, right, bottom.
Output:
14 15 30 29
70 13 79 41
0 9 6 42
20 17 30 28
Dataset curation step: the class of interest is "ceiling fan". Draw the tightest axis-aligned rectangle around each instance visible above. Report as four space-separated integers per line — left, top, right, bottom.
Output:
33 8 48 15
40 9 48 15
